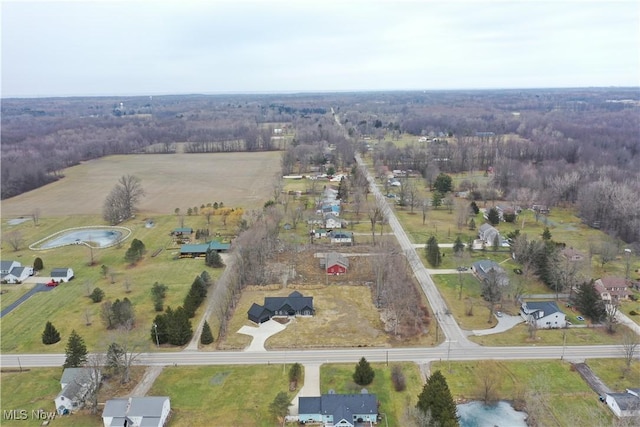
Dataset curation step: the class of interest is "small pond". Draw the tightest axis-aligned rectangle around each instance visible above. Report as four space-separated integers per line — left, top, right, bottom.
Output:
457 401 527 427
35 227 130 249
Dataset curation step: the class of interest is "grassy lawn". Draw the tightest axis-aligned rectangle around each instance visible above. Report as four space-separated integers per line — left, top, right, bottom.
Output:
469 323 635 346
0 368 63 427
218 284 433 350
148 365 295 427
432 360 614 427
585 358 640 391
432 274 498 330
1 214 225 353
320 362 424 426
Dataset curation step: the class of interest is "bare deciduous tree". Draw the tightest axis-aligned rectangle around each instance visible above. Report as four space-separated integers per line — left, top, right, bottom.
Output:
368 206 383 246
103 175 145 225
622 330 639 371
4 230 24 251
476 361 501 404
31 208 41 226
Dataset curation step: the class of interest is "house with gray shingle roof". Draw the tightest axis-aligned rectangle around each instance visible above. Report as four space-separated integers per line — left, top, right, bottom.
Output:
520 301 566 329
1 260 32 284
247 291 314 324
55 368 100 415
51 267 74 282
298 392 378 426
102 396 171 427
605 389 640 418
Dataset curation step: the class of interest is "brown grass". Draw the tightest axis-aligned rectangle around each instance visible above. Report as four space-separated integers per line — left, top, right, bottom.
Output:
1 152 281 217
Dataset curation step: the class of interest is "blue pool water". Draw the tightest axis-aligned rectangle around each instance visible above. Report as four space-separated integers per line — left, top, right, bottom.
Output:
41 229 123 249
457 401 528 427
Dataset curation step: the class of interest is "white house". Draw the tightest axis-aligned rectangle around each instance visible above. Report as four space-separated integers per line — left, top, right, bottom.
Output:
298 392 378 427
520 301 567 329
330 231 353 245
1 260 32 284
605 389 640 418
55 368 100 415
478 223 500 245
51 268 74 282
325 214 342 229
103 396 171 427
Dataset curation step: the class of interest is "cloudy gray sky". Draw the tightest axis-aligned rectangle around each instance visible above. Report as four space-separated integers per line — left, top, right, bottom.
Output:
2 0 639 97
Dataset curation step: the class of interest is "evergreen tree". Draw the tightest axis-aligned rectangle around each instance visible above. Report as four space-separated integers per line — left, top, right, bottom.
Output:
200 270 212 285
125 239 146 263
42 321 61 345
469 201 480 215
492 234 500 251
541 227 552 240
151 313 169 345
205 249 225 268
33 257 44 271
167 306 193 346
425 236 442 267
416 370 459 427
572 281 607 322
200 320 214 345
487 208 500 225
90 287 105 303
63 330 88 368
106 342 125 376
337 176 349 201
432 191 443 209
453 236 464 256
269 391 291 421
433 173 453 193
289 362 303 385
468 218 476 231
353 357 375 386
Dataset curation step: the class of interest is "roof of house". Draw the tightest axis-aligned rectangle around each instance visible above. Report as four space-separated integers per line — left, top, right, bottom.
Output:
173 227 193 233
10 267 28 276
331 231 353 239
523 301 562 317
103 396 170 419
58 368 95 401
325 214 340 222
299 393 378 419
478 223 496 233
598 277 630 289
263 291 313 312
0 260 19 271
61 368 91 386
51 268 71 276
325 252 349 269
127 396 169 416
180 241 230 253
607 392 640 410
102 398 129 418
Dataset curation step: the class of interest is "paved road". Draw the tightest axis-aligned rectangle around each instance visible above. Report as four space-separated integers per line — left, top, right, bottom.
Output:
356 154 472 349
0 344 625 369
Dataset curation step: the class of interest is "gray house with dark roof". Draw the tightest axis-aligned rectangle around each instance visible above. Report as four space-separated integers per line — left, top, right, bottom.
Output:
605 389 640 418
51 267 74 282
247 291 314 324
102 396 171 427
472 260 508 287
298 392 378 426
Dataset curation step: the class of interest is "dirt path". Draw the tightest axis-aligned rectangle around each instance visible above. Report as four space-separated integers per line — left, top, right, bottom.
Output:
128 365 164 397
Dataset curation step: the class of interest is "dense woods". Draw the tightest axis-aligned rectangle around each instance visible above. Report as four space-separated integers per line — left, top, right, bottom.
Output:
3 88 639 242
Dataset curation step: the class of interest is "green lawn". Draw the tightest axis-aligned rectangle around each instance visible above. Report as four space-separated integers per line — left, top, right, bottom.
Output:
148 365 295 427
320 362 424 426
1 214 225 353
432 360 614 427
585 358 640 391
469 323 635 346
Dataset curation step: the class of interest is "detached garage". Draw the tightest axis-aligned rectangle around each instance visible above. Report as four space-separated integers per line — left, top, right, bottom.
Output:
319 252 349 275
51 268 74 282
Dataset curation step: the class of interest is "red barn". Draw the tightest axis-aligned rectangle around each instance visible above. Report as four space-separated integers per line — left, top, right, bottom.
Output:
320 252 349 275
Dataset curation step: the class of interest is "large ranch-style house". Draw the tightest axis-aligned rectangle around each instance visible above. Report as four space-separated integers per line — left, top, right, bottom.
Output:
320 252 349 275
102 396 171 427
179 241 230 258
1 260 33 284
521 301 567 329
247 291 314 324
298 391 379 426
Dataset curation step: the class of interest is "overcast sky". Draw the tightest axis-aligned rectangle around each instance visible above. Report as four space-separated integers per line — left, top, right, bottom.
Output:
2 1 639 97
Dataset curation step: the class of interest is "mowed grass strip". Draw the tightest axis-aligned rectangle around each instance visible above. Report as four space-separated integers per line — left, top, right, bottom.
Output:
0 368 62 427
432 360 614 427
585 358 640 391
320 362 424 427
148 365 294 427
468 322 634 346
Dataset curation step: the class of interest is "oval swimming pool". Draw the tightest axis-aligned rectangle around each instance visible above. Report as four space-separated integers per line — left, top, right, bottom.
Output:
34 227 130 249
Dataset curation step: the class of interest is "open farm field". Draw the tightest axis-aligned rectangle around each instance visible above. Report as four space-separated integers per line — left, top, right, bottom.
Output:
1 151 280 217
432 359 614 427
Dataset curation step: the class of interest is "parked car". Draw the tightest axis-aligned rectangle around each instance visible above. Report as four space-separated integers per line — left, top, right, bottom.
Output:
46 280 59 287
457 266 468 271
496 311 503 318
